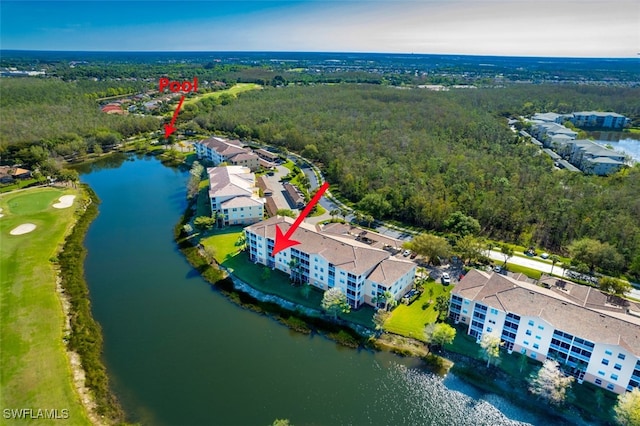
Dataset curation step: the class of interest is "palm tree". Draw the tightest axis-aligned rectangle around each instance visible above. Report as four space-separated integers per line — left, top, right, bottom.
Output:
330 209 340 220
339 209 349 222
363 214 374 228
289 258 301 285
550 254 561 275
382 290 396 311
354 210 364 225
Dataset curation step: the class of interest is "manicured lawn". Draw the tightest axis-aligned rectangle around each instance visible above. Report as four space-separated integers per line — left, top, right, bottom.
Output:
0 187 90 424
383 281 452 341
195 180 211 218
504 263 543 280
199 227 375 328
182 83 262 107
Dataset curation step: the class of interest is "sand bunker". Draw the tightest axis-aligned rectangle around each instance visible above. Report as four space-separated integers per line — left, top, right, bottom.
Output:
53 195 76 209
10 223 36 235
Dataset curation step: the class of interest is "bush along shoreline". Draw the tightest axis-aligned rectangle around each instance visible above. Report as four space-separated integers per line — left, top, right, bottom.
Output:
172 204 459 371
173 206 374 350
57 184 124 424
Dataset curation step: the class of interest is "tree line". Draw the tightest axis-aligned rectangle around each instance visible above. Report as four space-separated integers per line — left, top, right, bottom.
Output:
192 83 640 279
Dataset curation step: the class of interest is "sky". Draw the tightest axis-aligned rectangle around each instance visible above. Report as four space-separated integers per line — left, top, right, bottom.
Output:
1 0 638 57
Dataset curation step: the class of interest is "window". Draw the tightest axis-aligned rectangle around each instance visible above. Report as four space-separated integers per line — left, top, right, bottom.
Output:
614 364 622 371
487 327 493 333
462 309 468 314
607 384 615 391
538 325 544 330
528 320 534 326
595 379 602 385
524 341 529 346
618 353 626 360
520 348 526 355
531 353 537 359
464 300 470 305
611 374 619 381
526 330 532 336
490 308 498 315
535 335 541 340
598 371 605 376
605 350 613 356
533 343 539 349
602 359 610 366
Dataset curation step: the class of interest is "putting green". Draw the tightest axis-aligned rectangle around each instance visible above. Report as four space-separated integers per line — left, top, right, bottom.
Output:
0 187 90 425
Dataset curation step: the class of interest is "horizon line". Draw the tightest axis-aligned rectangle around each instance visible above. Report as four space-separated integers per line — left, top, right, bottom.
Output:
1 48 638 60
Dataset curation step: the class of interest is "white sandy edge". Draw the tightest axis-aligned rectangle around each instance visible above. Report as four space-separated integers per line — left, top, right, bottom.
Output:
10 223 36 235
53 195 76 209
0 207 3 218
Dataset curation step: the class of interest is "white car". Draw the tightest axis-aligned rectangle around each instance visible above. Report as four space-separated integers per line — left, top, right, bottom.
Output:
441 272 451 285
403 250 411 257
540 253 550 259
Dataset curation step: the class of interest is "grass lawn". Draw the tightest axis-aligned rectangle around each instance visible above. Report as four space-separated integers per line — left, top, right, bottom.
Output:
383 281 452 341
504 263 543 280
182 83 262 107
195 180 211 218
199 227 375 328
0 187 90 425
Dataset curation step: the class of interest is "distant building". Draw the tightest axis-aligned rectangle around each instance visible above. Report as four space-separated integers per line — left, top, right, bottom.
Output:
283 182 305 209
565 139 626 175
245 217 415 309
207 166 264 226
195 137 260 171
449 269 640 395
570 112 629 129
0 166 31 183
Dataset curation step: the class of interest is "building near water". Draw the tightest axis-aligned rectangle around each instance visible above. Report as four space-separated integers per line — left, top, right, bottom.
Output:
244 216 416 309
207 166 264 226
448 269 640 395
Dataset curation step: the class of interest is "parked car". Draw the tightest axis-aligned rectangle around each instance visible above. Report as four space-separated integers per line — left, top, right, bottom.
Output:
441 272 451 285
403 250 411 257
493 265 502 273
540 252 550 259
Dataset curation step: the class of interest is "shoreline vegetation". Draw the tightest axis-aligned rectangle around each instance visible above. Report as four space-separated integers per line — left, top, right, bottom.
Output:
56 185 124 424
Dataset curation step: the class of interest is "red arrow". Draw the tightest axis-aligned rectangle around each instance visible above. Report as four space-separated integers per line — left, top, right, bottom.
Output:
164 95 185 138
272 181 329 256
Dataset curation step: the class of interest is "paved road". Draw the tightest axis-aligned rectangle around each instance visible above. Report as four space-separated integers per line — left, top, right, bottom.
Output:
487 250 567 277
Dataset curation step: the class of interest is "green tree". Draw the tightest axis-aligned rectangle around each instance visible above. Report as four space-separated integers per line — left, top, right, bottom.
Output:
277 209 296 218
455 235 483 265
329 209 340 219
381 290 397 311
373 309 391 331
194 216 215 231
500 244 515 268
321 288 350 319
569 238 625 275
424 322 456 352
357 193 392 217
480 333 502 368
404 234 451 265
56 168 80 185
434 295 450 321
300 283 311 299
614 387 640 426
363 214 375 228
301 144 320 160
444 211 481 237
261 266 271 282
549 254 561 275
599 277 632 296
528 359 574 406
272 419 292 426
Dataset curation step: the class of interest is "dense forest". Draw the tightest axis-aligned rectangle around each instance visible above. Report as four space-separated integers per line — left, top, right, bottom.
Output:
1 58 639 278
190 84 640 276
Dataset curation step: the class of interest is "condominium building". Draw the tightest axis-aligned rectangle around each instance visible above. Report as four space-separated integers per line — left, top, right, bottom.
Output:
244 217 416 309
195 137 260 171
570 112 629 129
449 270 640 395
207 166 264 226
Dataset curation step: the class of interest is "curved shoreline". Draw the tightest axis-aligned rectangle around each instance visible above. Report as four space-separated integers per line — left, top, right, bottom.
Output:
57 185 124 424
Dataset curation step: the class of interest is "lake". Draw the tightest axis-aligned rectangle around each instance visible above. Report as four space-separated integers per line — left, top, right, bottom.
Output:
79 154 561 425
